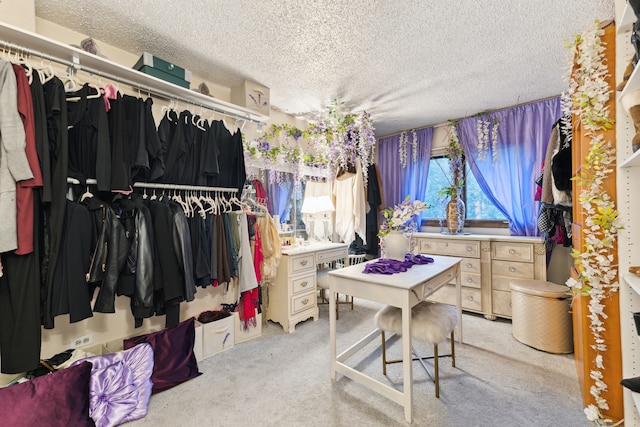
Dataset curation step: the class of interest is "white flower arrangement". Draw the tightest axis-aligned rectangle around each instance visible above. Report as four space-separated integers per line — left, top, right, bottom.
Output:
378 196 429 237
562 20 620 426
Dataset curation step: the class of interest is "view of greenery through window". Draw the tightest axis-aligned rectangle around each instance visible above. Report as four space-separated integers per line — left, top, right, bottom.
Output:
423 157 507 222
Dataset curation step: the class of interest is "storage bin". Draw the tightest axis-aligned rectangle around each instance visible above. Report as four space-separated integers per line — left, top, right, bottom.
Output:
193 320 204 362
234 310 262 344
80 343 111 357
201 315 234 359
510 279 573 354
133 52 191 88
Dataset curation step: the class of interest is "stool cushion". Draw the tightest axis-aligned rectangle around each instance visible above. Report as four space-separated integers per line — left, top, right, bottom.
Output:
375 302 459 344
316 270 332 290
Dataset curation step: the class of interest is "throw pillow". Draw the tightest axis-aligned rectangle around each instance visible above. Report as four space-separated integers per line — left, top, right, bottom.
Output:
0 361 94 427
123 317 201 393
71 343 154 427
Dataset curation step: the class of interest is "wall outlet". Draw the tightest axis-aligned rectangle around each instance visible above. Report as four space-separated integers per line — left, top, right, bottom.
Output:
70 334 94 348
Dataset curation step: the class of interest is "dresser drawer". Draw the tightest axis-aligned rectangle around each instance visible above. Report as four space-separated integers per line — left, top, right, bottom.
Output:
460 272 481 289
438 240 480 258
492 260 534 279
291 273 316 295
492 290 512 317
316 248 347 264
291 292 316 315
492 242 533 262
290 254 315 273
429 284 481 312
460 258 481 273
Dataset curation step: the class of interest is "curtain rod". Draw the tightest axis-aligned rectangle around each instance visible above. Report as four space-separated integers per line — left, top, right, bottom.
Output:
377 94 561 140
0 38 262 124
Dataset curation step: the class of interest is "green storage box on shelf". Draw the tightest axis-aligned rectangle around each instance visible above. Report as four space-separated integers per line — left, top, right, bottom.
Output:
133 52 191 89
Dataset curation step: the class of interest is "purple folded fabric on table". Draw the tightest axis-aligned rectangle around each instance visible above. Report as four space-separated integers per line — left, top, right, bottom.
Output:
363 253 434 275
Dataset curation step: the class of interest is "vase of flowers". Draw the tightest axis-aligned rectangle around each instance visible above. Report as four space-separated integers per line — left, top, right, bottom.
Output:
378 197 429 260
438 124 465 234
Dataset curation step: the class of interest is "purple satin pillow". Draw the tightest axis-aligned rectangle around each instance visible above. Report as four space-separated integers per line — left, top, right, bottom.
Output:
71 343 154 427
0 361 94 427
123 317 201 394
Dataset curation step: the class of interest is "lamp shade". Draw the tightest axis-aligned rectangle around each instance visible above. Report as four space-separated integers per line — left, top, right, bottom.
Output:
315 195 335 213
301 197 320 214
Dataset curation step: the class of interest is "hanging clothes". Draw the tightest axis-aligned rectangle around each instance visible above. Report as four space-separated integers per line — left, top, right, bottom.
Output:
50 200 93 323
333 158 367 245
30 71 52 202
12 64 44 255
84 196 127 313
66 83 111 191
42 75 70 329
0 59 34 253
353 163 383 256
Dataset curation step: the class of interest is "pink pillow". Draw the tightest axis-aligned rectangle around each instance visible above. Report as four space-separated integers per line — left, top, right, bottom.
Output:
123 317 201 393
0 361 94 427
71 343 154 427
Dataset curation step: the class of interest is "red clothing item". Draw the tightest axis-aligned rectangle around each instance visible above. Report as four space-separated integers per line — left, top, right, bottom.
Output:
12 64 44 255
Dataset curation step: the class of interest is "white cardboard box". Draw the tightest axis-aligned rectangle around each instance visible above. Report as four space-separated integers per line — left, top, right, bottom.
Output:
233 310 262 344
230 80 270 115
201 315 235 359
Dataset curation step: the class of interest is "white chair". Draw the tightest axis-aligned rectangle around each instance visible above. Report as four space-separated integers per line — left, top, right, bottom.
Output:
374 301 459 398
317 254 367 319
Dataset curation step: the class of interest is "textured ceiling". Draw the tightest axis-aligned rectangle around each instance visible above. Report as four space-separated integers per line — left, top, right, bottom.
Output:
35 0 615 137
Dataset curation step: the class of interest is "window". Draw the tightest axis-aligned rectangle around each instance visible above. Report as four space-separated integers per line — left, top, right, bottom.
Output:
423 156 508 228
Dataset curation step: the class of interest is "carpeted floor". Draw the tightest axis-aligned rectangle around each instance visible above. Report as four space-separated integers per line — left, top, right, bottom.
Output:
128 298 590 427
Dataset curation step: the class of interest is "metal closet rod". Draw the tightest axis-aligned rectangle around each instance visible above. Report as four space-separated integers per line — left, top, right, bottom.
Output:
1 39 260 125
132 182 238 193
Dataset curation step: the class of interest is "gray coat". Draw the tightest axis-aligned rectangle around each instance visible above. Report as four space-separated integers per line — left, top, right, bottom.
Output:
0 59 34 252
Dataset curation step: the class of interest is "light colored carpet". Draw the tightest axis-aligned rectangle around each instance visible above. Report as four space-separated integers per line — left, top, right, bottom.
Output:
128 298 589 427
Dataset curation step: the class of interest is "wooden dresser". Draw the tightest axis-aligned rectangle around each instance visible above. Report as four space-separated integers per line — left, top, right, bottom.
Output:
267 242 348 332
413 233 546 320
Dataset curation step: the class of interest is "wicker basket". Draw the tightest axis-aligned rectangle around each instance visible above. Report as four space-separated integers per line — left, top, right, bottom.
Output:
510 279 573 354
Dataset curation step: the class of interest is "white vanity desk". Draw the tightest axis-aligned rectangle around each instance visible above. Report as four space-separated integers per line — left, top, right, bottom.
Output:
266 242 349 333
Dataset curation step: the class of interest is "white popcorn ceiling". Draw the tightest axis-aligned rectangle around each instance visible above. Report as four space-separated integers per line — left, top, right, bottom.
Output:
35 0 615 137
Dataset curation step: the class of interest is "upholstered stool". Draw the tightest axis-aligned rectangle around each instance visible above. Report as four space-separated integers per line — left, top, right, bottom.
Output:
374 301 459 398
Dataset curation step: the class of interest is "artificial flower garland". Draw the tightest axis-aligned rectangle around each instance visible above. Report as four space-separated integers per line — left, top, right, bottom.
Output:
562 20 620 426
244 99 376 184
398 129 419 168
476 116 500 163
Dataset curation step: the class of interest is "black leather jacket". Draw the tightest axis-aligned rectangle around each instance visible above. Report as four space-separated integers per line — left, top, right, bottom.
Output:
116 196 155 320
84 197 127 313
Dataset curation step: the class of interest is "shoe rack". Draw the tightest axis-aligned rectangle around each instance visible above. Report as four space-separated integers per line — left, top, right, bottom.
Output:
617 0 640 425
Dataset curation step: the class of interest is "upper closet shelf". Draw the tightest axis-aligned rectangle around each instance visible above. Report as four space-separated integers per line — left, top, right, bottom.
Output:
619 147 640 168
0 21 270 124
618 2 635 34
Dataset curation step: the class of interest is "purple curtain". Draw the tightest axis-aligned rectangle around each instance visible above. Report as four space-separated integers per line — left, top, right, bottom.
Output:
458 97 562 236
378 127 433 216
267 174 293 222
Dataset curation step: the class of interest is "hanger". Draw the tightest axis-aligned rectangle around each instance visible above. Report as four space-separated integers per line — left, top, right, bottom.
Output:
80 183 94 202
17 49 33 85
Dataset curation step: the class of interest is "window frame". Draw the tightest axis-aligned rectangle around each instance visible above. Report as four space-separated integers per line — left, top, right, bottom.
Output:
422 153 509 229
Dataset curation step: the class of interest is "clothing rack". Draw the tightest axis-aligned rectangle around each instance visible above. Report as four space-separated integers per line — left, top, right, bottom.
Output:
0 21 270 125
132 182 237 193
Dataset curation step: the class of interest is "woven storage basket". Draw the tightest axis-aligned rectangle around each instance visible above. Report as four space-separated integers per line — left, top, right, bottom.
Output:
510 279 573 354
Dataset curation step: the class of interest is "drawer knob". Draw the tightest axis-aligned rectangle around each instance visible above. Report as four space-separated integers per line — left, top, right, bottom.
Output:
508 266 516 273
508 249 516 255
465 263 472 268
466 246 472 251
300 260 308 266
302 298 309 305
424 244 431 248
466 295 474 301
466 277 474 283
301 281 308 287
